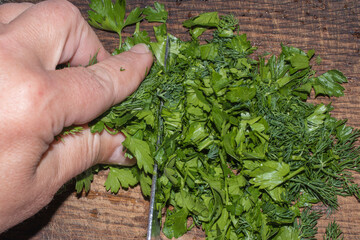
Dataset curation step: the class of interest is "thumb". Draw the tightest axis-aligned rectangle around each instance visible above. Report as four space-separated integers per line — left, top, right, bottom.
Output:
49 43 153 130
35 127 135 190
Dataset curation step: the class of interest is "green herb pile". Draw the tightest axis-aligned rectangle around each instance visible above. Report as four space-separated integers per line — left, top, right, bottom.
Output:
74 0 360 239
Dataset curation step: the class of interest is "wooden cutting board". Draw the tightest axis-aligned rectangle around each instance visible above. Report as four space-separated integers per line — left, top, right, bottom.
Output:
1 0 360 239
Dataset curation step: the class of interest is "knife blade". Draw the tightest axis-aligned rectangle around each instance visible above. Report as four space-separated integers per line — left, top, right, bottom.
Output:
146 35 170 240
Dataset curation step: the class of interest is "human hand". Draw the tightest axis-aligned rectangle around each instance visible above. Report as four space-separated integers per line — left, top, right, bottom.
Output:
0 0 153 232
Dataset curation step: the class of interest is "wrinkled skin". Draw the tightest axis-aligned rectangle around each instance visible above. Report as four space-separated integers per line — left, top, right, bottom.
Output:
0 0 153 233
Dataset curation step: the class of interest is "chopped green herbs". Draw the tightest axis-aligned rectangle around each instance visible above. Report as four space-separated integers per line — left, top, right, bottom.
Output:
78 0 360 239
55 126 83 142
324 221 344 240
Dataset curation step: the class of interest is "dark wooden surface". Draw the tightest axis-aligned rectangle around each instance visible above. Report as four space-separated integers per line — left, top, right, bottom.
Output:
1 0 360 239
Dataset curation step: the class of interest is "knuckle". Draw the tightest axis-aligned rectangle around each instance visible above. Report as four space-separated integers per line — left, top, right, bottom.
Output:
41 0 82 24
89 131 102 164
19 76 47 112
56 131 101 183
11 72 51 129
96 56 144 99
87 64 116 102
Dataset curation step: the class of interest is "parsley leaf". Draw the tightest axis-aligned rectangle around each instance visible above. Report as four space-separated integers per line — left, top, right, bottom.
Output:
122 132 154 174
75 167 95 194
143 2 168 23
104 166 139 193
183 12 220 28
163 208 189 238
244 161 290 190
88 0 142 48
312 70 347 97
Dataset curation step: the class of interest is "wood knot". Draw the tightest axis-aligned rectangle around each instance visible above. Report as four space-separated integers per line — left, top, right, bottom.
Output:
352 31 360 39
90 208 99 218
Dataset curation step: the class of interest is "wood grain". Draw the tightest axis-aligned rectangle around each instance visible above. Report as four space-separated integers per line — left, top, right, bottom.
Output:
0 0 359 239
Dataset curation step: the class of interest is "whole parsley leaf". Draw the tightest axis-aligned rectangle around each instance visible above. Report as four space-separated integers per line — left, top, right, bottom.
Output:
143 2 168 23
183 12 220 28
244 161 290 190
88 0 142 48
312 70 347 97
122 133 154 174
104 166 139 193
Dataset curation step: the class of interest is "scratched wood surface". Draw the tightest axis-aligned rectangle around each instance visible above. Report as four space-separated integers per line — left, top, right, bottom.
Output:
1 0 360 239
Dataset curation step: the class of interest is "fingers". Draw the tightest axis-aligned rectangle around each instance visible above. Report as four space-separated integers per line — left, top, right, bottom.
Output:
0 127 136 232
35 126 136 191
4 0 109 69
0 0 153 233
0 2 33 24
48 44 153 130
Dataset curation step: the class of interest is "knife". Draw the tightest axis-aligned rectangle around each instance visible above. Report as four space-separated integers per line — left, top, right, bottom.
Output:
146 35 170 240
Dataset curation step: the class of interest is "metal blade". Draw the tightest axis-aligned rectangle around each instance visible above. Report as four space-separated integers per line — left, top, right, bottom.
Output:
164 35 170 71
146 35 170 240
146 163 160 240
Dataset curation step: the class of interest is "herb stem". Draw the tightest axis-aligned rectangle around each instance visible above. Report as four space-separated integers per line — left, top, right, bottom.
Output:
271 166 305 190
117 31 122 50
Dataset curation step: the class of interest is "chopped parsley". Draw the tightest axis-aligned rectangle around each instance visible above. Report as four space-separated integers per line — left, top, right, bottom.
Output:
74 1 360 239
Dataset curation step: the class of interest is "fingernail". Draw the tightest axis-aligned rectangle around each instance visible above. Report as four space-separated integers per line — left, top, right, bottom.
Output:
108 145 136 166
129 43 150 54
108 146 126 164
